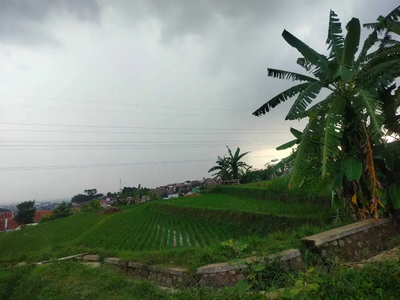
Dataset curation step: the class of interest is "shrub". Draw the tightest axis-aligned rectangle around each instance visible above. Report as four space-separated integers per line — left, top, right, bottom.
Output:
82 199 101 212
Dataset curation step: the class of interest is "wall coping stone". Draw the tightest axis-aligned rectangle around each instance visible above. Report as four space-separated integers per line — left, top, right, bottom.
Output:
147 265 188 276
37 253 88 265
196 249 301 275
302 218 390 247
103 257 125 266
127 261 144 268
82 255 100 262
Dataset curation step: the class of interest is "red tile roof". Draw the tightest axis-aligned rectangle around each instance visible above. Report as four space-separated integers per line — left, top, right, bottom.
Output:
0 219 5 232
6 219 19 230
34 210 52 222
0 218 19 231
0 211 13 220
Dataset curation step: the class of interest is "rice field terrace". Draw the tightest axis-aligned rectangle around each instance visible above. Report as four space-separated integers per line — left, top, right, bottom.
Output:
0 194 341 267
77 204 233 251
164 194 332 217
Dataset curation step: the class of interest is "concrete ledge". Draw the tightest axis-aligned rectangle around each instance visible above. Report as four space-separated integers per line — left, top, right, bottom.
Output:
302 219 389 247
82 255 100 262
128 261 144 268
268 249 301 262
147 265 188 276
196 262 247 275
103 257 125 266
197 249 301 275
37 253 88 265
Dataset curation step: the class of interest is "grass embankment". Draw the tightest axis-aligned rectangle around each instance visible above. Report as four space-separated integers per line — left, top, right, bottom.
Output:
164 194 332 217
2 260 400 299
212 176 331 205
0 211 109 263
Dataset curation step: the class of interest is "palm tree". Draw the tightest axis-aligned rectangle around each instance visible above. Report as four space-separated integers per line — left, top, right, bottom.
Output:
226 146 250 180
252 7 400 218
208 156 231 181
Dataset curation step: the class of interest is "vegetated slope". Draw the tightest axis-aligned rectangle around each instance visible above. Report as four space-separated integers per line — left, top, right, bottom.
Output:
77 204 231 251
212 176 330 205
0 211 108 261
165 194 332 217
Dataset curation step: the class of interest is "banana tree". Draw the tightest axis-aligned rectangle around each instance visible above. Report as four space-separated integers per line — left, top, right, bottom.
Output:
208 156 231 181
226 146 250 180
253 7 400 218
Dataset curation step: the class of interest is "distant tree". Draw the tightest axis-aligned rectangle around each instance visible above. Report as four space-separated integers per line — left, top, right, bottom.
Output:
227 147 250 180
122 187 137 194
71 194 88 203
84 189 97 198
53 202 72 219
14 201 36 224
208 156 231 181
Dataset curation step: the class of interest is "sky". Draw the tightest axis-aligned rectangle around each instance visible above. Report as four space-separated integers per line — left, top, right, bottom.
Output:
0 0 397 204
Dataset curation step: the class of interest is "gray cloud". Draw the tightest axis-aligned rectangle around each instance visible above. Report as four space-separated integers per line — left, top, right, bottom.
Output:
0 0 100 45
0 0 399 204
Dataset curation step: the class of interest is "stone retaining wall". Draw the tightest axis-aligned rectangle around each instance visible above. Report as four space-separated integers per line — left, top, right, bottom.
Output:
75 249 303 289
302 219 398 262
196 249 303 288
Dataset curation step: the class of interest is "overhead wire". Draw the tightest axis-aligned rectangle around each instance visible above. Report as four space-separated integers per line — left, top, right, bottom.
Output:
0 155 274 172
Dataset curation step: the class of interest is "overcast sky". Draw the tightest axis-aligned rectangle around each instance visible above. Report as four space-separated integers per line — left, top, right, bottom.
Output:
0 0 397 204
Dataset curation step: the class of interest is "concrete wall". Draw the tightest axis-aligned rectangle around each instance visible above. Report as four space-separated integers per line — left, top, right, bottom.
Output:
75 249 304 289
302 219 398 262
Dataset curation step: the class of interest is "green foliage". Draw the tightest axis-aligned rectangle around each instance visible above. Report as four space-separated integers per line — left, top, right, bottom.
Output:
211 176 331 206
14 201 36 225
82 199 101 212
53 202 73 219
342 157 362 181
208 147 250 180
389 183 400 209
252 6 400 216
221 239 249 254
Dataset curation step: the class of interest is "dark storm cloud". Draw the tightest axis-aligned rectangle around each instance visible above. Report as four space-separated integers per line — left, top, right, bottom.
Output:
0 0 100 45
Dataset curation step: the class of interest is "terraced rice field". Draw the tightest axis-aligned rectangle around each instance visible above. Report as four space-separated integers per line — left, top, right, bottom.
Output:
78 204 232 251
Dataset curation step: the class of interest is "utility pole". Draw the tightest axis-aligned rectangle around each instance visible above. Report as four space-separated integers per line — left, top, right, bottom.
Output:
119 178 122 193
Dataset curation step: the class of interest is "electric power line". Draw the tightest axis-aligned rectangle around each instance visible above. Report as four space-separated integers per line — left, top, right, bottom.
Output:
0 122 288 132
0 94 248 113
0 129 288 135
0 155 274 172
0 141 280 151
2 104 253 118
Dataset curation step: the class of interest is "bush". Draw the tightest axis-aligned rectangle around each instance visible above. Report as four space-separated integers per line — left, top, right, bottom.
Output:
82 199 101 212
53 202 72 219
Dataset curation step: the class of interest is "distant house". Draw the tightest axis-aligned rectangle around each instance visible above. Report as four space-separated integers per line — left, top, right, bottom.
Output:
166 194 179 199
0 211 13 220
99 200 107 208
0 211 19 233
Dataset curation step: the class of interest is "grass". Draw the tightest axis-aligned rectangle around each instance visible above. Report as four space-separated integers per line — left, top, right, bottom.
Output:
0 211 109 263
212 176 331 206
2 259 400 299
0 261 259 300
76 203 232 252
165 194 332 217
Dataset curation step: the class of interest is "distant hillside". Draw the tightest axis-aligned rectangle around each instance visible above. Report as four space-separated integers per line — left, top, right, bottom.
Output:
0 208 11 213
